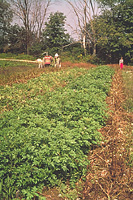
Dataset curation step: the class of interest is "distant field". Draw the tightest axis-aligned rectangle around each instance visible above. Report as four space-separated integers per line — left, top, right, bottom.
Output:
0 60 37 85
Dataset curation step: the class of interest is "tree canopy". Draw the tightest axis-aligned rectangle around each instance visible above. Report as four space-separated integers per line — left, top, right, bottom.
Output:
0 0 132 64
0 0 13 52
42 12 71 55
94 0 133 63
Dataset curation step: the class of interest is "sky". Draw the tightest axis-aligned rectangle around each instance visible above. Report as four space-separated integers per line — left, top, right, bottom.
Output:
49 0 100 40
11 0 78 39
12 0 99 40
49 0 79 39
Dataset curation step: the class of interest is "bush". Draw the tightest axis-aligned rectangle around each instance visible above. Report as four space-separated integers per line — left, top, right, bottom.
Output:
83 55 105 65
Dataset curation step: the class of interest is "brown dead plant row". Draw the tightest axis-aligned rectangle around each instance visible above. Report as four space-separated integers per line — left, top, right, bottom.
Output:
0 62 96 86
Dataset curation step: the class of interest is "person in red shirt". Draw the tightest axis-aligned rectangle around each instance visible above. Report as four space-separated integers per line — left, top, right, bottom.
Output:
43 55 53 67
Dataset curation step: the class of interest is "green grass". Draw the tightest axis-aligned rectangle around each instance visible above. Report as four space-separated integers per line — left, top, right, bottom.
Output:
122 69 133 175
0 53 35 60
122 70 133 112
0 60 37 86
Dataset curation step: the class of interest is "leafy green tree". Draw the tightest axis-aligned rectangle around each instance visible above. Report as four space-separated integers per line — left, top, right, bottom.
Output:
42 12 71 55
95 0 133 63
8 25 31 54
97 0 119 8
29 41 45 57
0 0 13 52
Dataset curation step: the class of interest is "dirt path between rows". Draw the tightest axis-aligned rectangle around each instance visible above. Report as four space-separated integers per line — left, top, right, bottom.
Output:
82 65 133 200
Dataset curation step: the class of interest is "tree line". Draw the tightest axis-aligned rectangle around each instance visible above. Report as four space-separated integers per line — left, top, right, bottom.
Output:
0 0 132 64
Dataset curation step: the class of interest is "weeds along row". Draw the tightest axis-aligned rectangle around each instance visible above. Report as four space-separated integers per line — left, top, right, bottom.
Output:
0 66 114 199
0 67 90 113
0 60 37 85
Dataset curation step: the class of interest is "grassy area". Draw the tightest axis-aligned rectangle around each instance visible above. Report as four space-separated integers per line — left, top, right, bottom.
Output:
0 53 35 60
0 60 38 85
0 54 37 85
122 68 133 184
122 69 133 112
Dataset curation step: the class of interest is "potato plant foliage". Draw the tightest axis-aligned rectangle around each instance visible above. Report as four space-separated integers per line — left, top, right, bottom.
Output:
0 66 114 199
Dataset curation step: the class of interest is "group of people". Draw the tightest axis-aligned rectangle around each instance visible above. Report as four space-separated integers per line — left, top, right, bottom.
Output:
42 53 61 68
38 53 124 69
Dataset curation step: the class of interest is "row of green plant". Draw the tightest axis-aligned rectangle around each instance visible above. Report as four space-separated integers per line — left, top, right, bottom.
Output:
0 66 114 199
0 67 89 113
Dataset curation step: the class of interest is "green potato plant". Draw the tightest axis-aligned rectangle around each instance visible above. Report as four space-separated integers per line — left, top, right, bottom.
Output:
0 65 114 199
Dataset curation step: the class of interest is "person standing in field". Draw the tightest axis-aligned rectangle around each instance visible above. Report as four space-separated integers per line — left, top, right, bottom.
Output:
54 53 61 68
119 57 124 69
43 54 53 67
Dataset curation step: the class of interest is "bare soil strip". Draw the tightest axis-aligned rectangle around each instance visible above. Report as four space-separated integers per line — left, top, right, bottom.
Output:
82 65 133 200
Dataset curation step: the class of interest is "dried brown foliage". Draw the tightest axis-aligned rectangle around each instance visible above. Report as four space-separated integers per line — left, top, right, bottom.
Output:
0 62 95 86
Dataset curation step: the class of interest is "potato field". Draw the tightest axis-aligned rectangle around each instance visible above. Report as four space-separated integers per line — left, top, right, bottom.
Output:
0 61 132 200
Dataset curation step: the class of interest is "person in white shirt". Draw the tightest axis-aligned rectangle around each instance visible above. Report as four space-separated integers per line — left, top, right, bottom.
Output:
54 53 61 68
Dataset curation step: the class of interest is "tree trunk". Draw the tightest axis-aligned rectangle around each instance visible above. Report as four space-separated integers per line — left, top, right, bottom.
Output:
83 0 87 56
93 42 96 56
83 35 87 56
